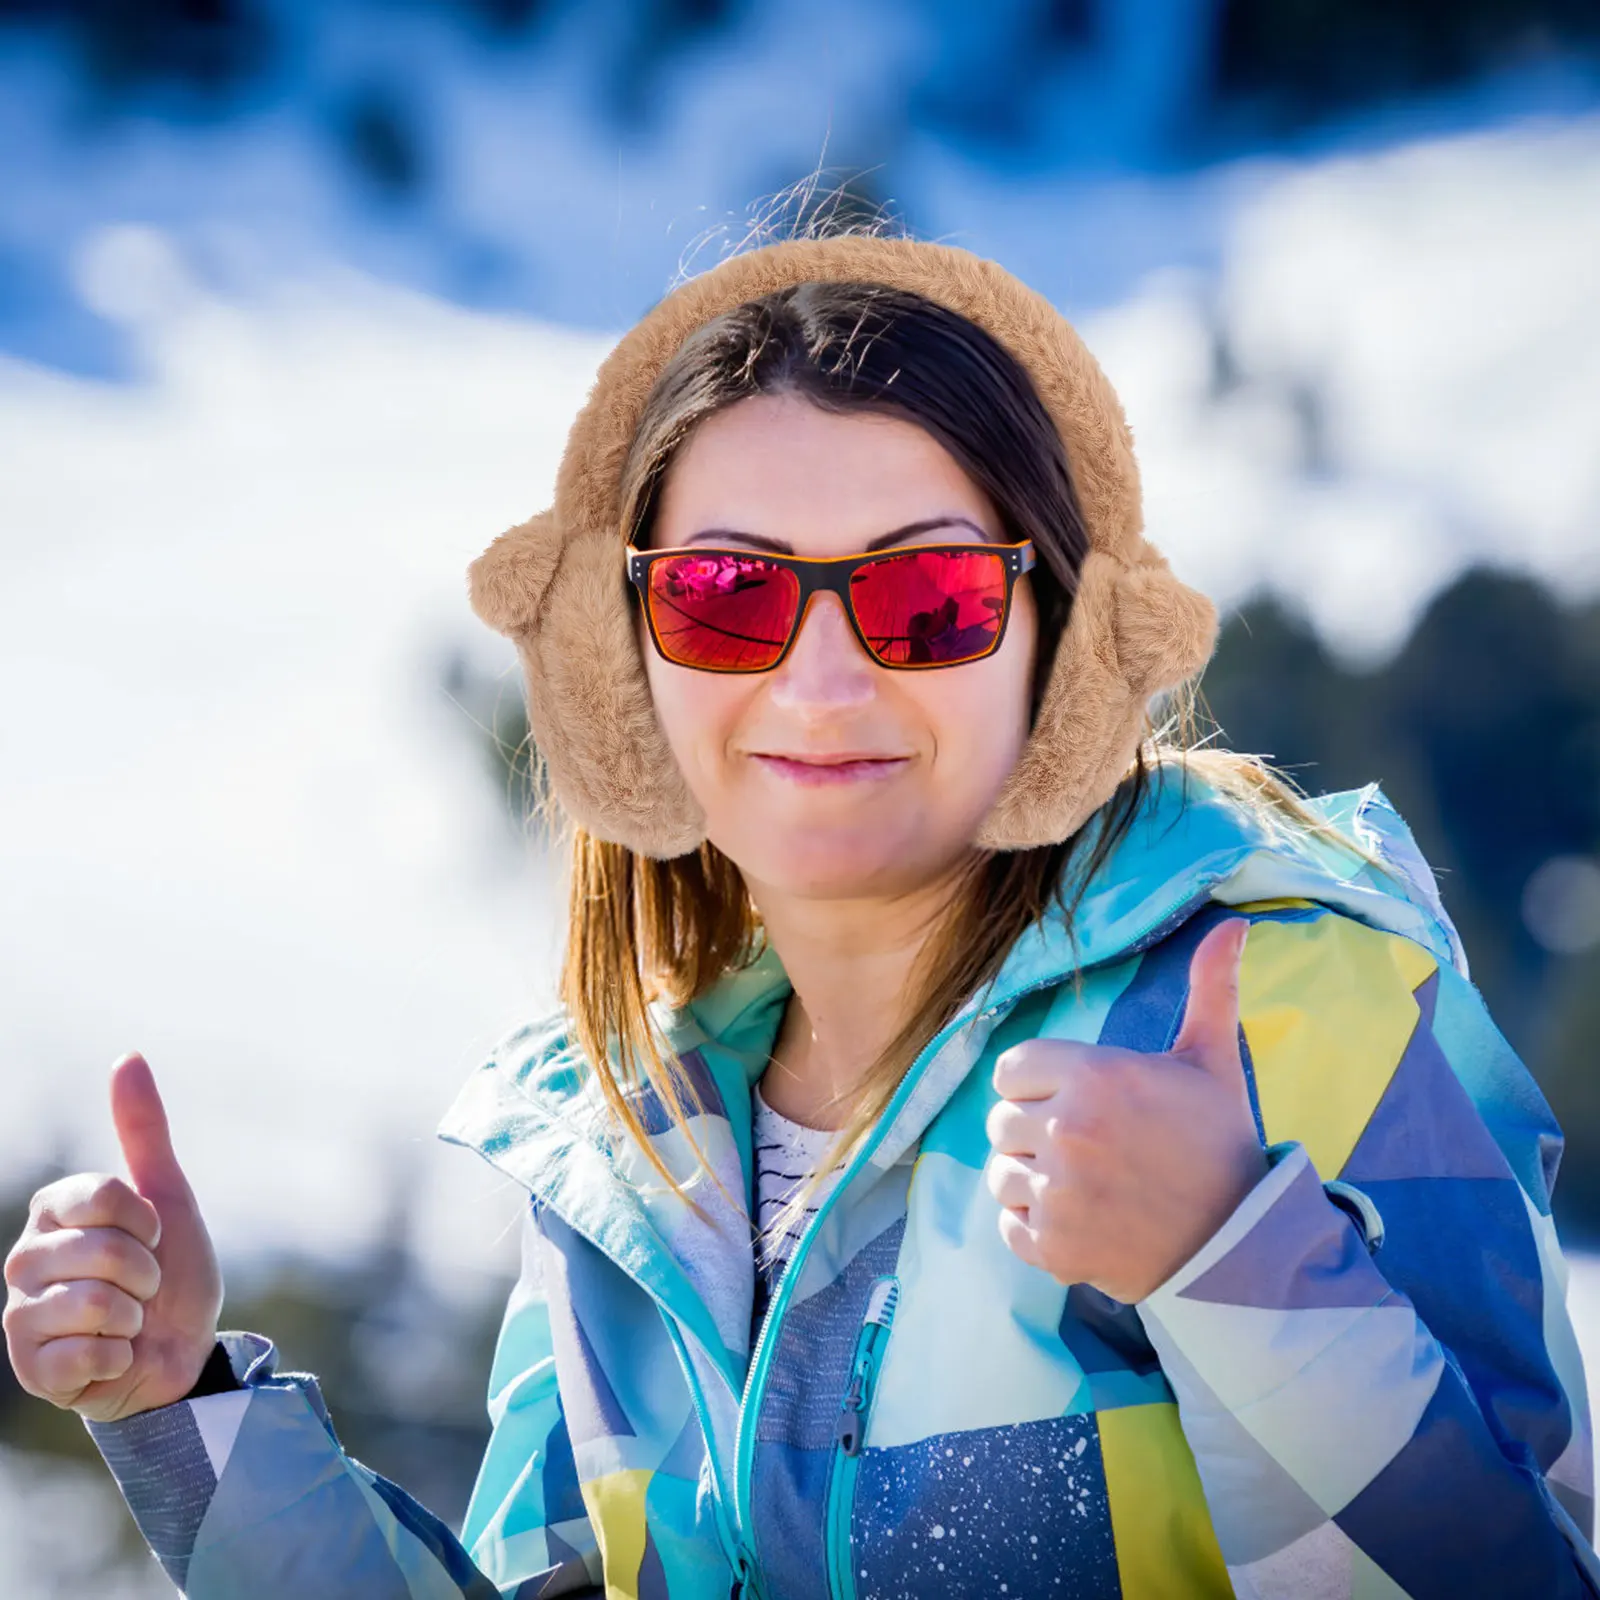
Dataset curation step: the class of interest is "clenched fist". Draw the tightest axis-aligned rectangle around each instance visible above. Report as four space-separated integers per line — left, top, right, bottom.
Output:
984 917 1269 1303
4 1052 222 1422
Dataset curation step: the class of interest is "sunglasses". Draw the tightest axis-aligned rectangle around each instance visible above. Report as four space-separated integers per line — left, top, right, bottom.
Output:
625 540 1036 673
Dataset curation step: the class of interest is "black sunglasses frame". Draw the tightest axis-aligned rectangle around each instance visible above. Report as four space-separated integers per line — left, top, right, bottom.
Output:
624 539 1037 674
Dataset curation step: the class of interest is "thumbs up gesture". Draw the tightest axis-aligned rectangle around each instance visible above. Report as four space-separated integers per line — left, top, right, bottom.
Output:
984 919 1269 1304
4 1053 222 1422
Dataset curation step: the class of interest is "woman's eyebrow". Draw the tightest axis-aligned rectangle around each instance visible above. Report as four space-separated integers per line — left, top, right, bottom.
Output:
682 515 994 553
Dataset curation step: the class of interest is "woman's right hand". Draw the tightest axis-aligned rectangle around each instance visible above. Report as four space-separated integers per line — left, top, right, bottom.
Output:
3 1052 223 1422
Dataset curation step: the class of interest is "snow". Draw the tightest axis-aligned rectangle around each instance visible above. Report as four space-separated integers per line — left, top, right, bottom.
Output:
0 255 612 1291
1084 113 1600 662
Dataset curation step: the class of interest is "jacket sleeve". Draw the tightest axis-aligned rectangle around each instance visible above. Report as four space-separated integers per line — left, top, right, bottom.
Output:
1134 906 1599 1599
84 1209 602 1599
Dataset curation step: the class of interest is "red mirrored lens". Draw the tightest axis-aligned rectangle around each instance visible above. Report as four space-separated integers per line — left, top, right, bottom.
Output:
646 552 800 670
850 548 1008 665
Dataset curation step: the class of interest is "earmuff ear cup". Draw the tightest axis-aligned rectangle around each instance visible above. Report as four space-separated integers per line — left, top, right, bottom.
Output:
1113 555 1218 703
469 235 1220 859
467 510 564 637
513 525 706 857
974 551 1219 850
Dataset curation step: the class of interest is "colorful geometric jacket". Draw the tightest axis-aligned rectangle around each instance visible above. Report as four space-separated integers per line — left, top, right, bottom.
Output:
85 766 1600 1598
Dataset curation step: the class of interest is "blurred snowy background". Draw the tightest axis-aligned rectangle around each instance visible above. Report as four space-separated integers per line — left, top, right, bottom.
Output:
2 0 1598 1590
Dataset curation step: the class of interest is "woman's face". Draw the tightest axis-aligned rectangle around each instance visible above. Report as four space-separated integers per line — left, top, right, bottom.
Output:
640 391 1038 902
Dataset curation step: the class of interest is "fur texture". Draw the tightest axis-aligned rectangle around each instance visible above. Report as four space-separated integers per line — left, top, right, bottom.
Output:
467 236 1218 857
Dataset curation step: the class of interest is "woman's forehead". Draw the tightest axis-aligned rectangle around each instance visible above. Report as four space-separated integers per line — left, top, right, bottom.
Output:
651 393 1003 557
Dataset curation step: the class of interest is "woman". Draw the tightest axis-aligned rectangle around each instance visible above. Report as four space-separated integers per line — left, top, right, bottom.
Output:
4 231 1596 1599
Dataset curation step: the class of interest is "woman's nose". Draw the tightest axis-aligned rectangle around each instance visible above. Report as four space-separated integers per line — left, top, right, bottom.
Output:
766 591 877 712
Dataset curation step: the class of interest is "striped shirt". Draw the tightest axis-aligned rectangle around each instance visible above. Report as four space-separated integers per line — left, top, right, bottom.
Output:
750 1077 846 1333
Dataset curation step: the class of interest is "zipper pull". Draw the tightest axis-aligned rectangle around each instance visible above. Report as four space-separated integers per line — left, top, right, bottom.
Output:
731 1547 765 1599
837 1276 899 1459
837 1367 868 1457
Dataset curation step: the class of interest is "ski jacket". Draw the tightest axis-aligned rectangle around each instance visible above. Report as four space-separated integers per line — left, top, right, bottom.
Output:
85 767 1600 1598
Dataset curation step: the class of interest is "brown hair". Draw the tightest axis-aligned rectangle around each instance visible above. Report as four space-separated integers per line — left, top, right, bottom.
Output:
548 263 1381 1252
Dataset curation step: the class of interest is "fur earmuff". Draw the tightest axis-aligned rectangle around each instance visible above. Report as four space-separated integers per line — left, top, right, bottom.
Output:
467 510 563 636
469 235 1218 857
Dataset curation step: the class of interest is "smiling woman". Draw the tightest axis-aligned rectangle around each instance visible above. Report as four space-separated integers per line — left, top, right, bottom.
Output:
631 392 1046 1132
559 274 1144 1199
7 229 1598 1600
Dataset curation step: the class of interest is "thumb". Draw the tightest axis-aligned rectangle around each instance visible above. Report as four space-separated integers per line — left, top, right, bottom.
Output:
110 1051 194 1205
1169 918 1248 1084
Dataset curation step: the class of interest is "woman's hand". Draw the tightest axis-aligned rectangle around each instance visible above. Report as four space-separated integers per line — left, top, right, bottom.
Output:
4 1052 223 1422
984 917 1269 1303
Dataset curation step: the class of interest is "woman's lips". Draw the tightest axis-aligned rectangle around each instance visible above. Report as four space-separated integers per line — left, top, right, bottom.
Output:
749 753 911 786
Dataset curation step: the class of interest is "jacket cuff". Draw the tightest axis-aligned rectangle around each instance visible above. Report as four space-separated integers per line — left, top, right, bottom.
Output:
1135 1142 1397 1399
82 1332 332 1594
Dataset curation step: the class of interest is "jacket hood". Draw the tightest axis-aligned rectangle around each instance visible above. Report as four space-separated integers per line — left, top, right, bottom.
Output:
438 763 1464 1382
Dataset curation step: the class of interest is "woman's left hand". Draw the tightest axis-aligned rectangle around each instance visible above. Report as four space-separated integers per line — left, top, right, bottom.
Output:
984 917 1270 1303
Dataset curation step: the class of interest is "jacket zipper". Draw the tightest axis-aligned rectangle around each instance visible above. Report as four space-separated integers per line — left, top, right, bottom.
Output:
826 1276 900 1600
726 965 1092 1590
685 885 1219 1597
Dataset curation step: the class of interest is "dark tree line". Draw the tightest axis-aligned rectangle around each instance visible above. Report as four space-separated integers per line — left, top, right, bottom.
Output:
3 0 1594 190
1201 567 1600 1236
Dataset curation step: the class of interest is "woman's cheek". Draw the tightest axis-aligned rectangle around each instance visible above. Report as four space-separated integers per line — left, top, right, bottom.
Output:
934 653 1032 800
642 659 740 809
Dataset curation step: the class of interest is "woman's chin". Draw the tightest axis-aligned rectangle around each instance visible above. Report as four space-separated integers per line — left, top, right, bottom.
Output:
732 829 952 901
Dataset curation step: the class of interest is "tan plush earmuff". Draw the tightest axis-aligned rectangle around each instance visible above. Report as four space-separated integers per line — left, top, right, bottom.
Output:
467 235 1218 858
